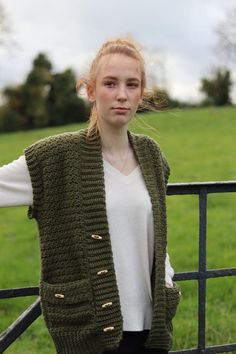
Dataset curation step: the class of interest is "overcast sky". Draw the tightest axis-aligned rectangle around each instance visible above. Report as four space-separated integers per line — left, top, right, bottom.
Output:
1 0 236 103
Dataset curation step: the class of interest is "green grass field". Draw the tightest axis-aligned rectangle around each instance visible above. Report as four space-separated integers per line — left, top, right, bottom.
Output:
0 107 236 353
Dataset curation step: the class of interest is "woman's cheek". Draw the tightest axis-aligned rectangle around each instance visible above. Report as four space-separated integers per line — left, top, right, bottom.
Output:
99 89 113 102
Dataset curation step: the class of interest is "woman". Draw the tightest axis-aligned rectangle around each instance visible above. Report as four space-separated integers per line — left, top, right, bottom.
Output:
0 38 180 354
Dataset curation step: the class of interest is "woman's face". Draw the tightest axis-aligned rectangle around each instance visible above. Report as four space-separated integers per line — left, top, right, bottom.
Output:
88 53 143 130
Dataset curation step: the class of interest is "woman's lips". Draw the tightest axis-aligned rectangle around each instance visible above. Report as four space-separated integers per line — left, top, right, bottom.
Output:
112 107 129 112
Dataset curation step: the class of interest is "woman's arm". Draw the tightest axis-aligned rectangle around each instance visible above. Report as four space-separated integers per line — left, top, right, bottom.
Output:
0 155 33 207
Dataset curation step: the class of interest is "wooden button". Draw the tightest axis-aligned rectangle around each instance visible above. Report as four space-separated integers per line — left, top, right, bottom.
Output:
101 301 113 309
97 269 108 276
91 234 103 240
103 326 114 332
54 293 65 299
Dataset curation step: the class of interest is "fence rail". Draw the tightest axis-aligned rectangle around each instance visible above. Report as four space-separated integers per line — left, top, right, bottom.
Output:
1 181 236 353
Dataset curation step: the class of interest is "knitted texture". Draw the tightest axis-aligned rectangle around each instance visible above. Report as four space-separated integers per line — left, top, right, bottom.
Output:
24 128 180 354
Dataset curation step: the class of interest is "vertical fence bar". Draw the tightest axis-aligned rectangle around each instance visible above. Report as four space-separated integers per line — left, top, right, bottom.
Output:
198 187 207 351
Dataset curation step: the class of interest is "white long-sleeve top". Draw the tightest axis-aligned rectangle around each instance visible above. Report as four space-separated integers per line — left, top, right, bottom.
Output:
0 155 174 330
0 156 33 207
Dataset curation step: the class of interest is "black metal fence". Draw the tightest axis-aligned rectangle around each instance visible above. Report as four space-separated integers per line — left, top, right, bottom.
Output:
0 181 236 353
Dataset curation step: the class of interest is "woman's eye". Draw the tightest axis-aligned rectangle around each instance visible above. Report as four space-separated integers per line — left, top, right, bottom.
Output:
105 82 115 87
128 83 139 88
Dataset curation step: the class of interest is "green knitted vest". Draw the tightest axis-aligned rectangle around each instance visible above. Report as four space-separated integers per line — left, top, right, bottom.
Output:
24 128 180 354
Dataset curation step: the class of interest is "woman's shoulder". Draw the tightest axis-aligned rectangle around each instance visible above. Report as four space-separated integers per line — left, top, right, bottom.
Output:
129 131 161 151
24 129 86 156
130 131 170 174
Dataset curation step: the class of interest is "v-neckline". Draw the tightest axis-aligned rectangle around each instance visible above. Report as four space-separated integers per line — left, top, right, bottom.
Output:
103 158 140 178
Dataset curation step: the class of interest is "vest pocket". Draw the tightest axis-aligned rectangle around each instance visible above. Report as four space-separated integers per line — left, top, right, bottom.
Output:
40 278 94 331
165 282 181 322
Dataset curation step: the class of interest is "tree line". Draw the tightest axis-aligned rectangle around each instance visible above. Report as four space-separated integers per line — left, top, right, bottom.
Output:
0 51 233 133
0 53 90 132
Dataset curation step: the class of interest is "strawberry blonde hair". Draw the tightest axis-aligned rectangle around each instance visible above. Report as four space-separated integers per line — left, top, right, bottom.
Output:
77 38 146 137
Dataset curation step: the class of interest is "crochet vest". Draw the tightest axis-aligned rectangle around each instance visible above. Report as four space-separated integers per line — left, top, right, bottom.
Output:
24 128 180 354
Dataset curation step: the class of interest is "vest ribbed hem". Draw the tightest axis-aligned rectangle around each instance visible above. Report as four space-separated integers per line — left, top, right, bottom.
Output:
51 330 104 354
128 131 169 348
79 129 123 348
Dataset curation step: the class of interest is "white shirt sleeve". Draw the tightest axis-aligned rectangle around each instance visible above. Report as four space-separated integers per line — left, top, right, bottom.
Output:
165 253 175 287
0 155 33 207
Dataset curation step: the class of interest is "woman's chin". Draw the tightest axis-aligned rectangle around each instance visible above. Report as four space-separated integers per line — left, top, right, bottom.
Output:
112 114 133 126
98 113 134 130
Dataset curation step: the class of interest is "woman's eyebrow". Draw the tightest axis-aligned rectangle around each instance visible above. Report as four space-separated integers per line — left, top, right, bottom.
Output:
127 78 141 82
103 76 117 81
103 76 141 82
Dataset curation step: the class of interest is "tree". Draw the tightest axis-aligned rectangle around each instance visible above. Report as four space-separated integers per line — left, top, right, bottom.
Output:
200 68 232 106
24 53 53 128
0 105 19 132
0 52 89 132
2 85 28 129
215 7 236 64
2 53 53 129
47 69 88 126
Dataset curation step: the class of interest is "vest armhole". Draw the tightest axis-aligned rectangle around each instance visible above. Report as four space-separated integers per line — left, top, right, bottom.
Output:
24 145 44 220
27 205 36 219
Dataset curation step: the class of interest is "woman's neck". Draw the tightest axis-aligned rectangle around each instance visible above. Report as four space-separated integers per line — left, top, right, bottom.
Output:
99 124 130 155
98 123 138 175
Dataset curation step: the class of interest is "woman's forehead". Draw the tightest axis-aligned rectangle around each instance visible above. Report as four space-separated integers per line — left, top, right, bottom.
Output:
97 53 141 79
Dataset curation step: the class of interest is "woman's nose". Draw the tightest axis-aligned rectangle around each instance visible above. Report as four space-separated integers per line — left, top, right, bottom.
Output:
117 85 127 101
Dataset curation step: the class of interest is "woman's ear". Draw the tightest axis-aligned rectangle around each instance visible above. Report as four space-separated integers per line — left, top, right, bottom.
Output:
86 84 96 103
